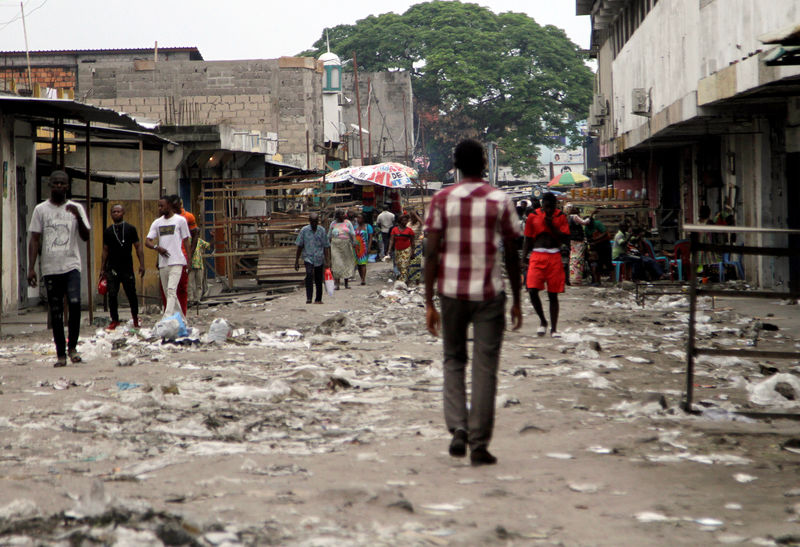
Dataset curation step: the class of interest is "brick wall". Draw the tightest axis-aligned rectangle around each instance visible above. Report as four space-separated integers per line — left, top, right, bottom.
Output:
0 66 76 90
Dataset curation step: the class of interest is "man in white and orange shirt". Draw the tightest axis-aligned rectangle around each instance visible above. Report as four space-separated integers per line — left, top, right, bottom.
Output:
169 195 199 315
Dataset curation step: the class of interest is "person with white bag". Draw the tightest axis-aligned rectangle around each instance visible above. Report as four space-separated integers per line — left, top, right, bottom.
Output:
294 212 330 304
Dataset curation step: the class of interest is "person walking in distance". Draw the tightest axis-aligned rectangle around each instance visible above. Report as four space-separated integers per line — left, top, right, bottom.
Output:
169 195 197 315
522 192 570 337
145 197 191 319
27 170 91 367
100 204 145 330
424 139 523 466
294 212 330 304
376 206 395 259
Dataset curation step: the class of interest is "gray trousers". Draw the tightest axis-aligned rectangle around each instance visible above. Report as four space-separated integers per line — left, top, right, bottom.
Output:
440 292 506 450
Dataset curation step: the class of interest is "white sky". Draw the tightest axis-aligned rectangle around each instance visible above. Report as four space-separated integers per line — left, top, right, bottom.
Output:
0 0 590 60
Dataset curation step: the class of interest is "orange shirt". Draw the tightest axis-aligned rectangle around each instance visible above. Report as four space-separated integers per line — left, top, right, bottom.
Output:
179 210 197 259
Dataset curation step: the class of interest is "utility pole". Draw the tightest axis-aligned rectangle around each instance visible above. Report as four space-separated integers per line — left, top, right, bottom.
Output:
21 2 33 93
352 52 365 164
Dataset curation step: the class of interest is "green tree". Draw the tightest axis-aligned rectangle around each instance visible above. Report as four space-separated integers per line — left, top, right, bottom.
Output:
300 1 593 179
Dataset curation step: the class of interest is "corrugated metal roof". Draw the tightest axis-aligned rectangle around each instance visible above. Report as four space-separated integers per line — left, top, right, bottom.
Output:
0 46 202 58
0 96 155 131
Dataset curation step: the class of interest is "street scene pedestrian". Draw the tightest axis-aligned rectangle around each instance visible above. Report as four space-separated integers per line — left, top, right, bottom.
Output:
100 204 145 330
424 138 522 466
352 212 373 285
523 192 569 337
328 209 356 290
375 206 395 259
294 212 330 303
26 170 91 367
145 197 191 319
170 195 197 316
388 213 415 284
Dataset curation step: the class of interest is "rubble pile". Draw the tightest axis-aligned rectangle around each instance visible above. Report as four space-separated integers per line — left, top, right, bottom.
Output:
0 272 798 545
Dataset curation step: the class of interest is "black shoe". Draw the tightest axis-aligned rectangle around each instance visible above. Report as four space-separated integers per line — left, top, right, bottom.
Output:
470 447 497 466
449 429 467 457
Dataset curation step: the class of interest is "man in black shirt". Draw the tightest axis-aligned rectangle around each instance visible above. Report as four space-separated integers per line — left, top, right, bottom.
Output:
101 204 145 330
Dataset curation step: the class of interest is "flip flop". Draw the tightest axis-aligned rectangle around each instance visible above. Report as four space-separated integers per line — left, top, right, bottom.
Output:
68 350 82 363
54 357 67 368
550 331 561 339
537 326 546 337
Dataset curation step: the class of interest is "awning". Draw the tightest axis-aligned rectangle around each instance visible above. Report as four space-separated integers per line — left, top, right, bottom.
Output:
0 96 153 131
764 45 800 66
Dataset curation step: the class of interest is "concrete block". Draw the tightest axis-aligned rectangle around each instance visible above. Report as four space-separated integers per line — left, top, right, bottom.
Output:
230 103 244 111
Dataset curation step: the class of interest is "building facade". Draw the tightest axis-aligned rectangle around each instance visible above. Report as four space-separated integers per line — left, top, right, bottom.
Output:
579 0 800 289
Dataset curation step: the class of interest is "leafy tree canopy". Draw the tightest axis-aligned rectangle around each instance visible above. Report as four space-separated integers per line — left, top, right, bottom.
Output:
300 1 593 179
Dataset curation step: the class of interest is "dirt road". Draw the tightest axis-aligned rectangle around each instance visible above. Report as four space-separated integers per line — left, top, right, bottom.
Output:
1 262 799 546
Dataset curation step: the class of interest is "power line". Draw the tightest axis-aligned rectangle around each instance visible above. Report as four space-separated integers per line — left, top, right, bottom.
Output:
0 0 48 33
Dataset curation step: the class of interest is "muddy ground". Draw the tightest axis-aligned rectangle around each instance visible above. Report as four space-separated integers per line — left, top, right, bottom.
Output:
1 261 799 546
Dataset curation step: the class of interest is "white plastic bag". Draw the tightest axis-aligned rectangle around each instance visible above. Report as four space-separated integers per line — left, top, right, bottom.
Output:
208 318 232 344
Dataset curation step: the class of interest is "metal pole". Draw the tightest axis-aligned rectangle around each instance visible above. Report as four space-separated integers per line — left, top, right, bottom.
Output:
353 52 364 163
20 2 33 93
138 139 145 310
684 231 699 412
367 77 372 162
85 122 93 323
158 147 163 198
402 94 409 164
306 130 310 171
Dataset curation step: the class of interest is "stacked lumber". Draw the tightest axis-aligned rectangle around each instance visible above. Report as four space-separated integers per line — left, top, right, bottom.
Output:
256 245 304 283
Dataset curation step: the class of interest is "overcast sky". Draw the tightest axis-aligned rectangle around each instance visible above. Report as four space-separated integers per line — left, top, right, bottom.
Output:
0 0 590 60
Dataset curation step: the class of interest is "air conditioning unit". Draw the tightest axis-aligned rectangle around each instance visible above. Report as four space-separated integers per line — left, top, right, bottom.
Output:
589 114 604 128
632 88 650 117
594 94 608 117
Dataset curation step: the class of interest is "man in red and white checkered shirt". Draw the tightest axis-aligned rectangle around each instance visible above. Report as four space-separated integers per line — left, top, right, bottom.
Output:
424 139 522 466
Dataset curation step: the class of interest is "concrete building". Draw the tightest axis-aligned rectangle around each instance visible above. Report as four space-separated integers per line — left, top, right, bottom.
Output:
1 47 414 208
578 0 800 289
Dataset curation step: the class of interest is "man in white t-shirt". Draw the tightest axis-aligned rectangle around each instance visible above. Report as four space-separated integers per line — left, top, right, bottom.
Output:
145 197 190 319
27 170 91 367
376 207 395 259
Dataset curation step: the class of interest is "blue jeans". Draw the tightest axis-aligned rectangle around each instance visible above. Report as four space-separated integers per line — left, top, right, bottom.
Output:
44 269 82 357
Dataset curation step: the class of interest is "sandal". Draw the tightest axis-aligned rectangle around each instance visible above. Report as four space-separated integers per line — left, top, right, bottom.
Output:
537 326 546 337
54 356 67 368
68 350 82 363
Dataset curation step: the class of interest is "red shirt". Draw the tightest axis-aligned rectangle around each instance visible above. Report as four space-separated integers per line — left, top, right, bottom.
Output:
524 209 569 249
179 210 197 260
424 180 520 301
391 226 414 250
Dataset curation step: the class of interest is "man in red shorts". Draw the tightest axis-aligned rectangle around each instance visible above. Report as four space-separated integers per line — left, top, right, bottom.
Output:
522 192 569 337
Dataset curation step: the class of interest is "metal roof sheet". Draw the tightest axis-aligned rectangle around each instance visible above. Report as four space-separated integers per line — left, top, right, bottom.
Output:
0 96 153 131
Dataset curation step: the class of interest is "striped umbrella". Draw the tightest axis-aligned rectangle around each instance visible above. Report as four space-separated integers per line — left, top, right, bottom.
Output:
547 172 590 187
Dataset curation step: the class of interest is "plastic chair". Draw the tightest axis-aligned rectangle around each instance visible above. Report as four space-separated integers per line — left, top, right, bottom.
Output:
670 240 690 281
643 239 670 274
718 243 744 281
611 260 632 282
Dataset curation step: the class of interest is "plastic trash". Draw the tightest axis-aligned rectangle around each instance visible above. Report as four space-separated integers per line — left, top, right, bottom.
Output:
324 268 335 296
153 313 187 340
116 356 136 367
207 318 232 344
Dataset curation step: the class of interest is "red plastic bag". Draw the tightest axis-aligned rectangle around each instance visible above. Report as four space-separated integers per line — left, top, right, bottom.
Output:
97 275 108 295
324 268 335 296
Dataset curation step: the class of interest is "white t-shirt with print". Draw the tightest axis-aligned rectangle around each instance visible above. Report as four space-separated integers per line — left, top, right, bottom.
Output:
28 199 91 276
147 215 190 268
